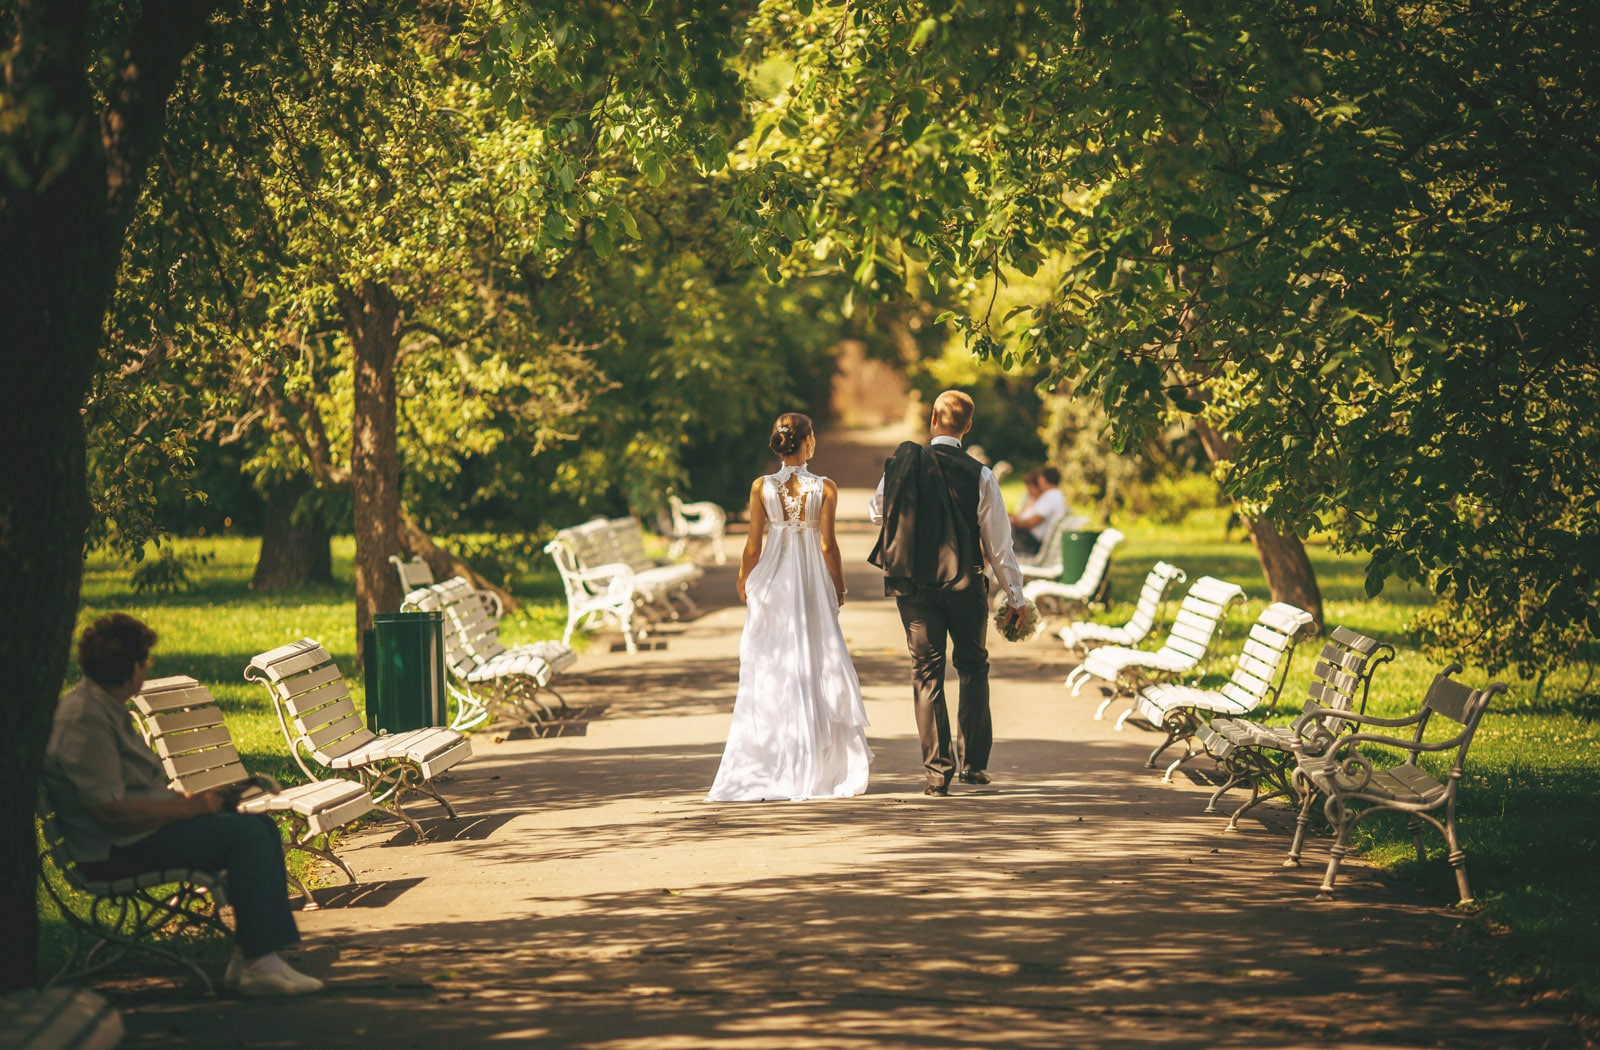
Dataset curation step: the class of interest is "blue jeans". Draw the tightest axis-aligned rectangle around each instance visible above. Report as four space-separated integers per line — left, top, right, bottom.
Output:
83 812 300 959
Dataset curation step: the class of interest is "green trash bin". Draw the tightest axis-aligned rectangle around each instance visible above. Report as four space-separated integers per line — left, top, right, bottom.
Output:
1058 530 1101 584
363 611 447 733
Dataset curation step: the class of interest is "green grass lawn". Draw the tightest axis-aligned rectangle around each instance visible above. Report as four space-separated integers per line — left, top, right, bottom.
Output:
40 524 1600 1013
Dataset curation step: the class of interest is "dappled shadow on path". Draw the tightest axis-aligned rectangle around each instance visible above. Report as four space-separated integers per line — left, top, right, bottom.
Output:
112 734 1580 1048
103 724 1583 1048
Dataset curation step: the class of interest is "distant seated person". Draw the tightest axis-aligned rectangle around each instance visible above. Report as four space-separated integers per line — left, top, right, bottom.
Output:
43 613 324 997
1008 466 1068 557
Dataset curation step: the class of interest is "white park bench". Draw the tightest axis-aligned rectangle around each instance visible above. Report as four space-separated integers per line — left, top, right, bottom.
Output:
389 554 504 621
1066 575 1247 720
1021 527 1124 615
37 794 230 993
1283 666 1505 905
1120 601 1317 780
1056 560 1186 653
546 517 703 653
245 639 472 841
666 493 728 565
132 674 376 902
1197 625 1395 830
403 577 578 730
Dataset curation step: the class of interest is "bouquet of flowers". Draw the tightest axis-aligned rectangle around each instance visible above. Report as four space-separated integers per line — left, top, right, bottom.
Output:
992 592 1043 643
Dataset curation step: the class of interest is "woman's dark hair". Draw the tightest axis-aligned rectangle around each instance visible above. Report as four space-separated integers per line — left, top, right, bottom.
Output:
769 412 814 458
1040 466 1061 486
78 613 157 687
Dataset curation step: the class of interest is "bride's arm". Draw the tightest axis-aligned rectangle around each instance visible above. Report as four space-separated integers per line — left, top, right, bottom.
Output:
819 480 847 606
736 478 767 604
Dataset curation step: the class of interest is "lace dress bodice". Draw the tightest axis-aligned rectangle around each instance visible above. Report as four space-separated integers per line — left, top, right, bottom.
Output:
762 464 826 529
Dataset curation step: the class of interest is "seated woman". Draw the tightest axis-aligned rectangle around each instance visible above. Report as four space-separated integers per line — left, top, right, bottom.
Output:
1009 466 1068 557
43 613 323 997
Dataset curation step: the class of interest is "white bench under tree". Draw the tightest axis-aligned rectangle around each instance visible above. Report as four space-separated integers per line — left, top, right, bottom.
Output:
1066 575 1247 720
1120 601 1318 780
1056 560 1186 654
666 493 728 565
546 516 703 653
403 577 578 730
246 639 472 841
1021 527 1124 615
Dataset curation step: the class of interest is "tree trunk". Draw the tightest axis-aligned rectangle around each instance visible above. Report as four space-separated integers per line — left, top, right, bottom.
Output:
1194 420 1325 626
399 512 519 613
0 0 219 991
341 280 405 662
0 323 96 995
251 476 332 591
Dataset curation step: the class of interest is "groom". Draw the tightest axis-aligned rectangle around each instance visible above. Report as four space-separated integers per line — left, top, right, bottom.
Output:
869 391 1027 796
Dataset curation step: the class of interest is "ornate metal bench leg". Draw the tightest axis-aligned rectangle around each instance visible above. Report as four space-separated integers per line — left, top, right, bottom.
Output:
413 781 459 821
1204 770 1244 814
1443 798 1474 905
1318 798 1356 895
1320 842 1347 896
1408 816 1428 864
1284 778 1317 868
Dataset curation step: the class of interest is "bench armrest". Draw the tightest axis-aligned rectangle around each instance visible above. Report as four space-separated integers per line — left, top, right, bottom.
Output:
1289 704 1425 744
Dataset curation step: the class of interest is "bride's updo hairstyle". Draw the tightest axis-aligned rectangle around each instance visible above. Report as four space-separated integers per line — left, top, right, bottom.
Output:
769 412 814 458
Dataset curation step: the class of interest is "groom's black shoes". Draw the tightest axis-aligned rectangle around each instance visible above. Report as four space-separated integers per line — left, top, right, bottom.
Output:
923 783 949 797
957 770 991 785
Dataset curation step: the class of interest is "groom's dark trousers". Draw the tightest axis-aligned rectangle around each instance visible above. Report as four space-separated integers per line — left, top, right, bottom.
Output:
897 580 992 787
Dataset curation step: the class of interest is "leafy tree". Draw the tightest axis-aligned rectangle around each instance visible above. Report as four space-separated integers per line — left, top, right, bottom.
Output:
96 2 754 651
0 0 232 991
0 0 754 990
731 0 1600 660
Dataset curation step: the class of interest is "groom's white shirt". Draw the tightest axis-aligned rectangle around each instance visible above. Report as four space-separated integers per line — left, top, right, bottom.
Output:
869 435 1026 606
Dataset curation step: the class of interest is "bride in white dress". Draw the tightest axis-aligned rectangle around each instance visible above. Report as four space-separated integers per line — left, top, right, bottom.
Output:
706 412 872 802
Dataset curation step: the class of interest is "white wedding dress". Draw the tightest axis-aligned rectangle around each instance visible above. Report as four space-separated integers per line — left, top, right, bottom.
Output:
706 464 872 802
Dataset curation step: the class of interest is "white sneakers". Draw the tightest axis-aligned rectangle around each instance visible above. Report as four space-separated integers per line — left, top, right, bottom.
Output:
224 949 325 997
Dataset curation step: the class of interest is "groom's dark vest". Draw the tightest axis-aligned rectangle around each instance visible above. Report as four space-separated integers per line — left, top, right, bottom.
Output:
870 441 985 597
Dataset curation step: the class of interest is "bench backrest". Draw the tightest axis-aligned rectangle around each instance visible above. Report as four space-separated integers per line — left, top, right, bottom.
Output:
389 554 435 593
1157 576 1247 666
245 640 374 778
1219 603 1317 715
1071 527 1124 594
1124 561 1188 640
553 519 615 574
1417 673 1505 775
1298 626 1397 743
407 577 509 673
131 675 253 797
607 517 657 573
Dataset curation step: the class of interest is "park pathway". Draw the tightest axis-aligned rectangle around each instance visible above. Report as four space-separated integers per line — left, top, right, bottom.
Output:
110 428 1579 1048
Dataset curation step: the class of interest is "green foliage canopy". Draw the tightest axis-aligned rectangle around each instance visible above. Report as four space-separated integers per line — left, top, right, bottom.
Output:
731 0 1600 674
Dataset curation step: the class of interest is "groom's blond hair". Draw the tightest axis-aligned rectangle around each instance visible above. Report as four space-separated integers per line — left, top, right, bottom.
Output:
930 390 974 435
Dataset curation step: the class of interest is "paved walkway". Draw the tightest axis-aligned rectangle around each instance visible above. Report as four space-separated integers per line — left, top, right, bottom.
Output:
110 431 1578 1048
